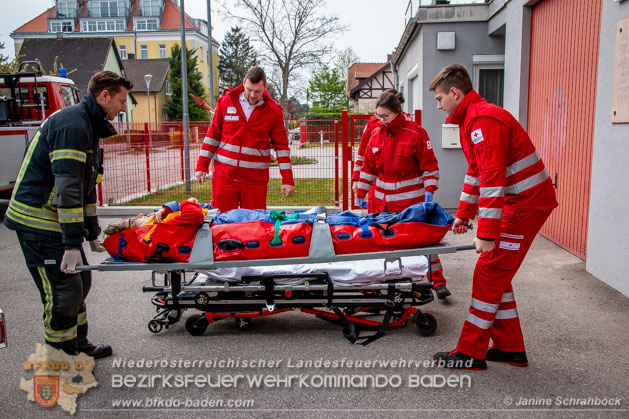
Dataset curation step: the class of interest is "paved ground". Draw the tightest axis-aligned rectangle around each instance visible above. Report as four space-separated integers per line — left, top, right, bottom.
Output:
0 200 628 418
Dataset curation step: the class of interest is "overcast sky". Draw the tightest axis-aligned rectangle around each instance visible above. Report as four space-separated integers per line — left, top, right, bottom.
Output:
1 0 413 64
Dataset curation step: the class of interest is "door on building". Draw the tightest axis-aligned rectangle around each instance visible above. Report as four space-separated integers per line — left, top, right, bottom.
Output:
527 0 602 259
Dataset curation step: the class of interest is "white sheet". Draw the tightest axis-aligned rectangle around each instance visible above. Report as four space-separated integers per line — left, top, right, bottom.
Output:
195 256 429 286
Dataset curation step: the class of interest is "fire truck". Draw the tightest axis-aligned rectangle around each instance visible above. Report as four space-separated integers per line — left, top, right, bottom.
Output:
0 62 81 198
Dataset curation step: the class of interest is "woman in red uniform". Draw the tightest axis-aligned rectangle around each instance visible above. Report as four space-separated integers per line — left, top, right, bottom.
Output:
356 90 450 299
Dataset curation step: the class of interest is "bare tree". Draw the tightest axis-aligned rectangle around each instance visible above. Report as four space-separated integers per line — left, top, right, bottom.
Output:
221 0 346 107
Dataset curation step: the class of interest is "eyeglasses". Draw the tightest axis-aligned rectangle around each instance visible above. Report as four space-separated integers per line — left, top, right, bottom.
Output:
374 112 391 120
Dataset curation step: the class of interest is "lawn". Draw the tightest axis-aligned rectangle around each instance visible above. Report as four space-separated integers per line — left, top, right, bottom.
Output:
125 178 337 207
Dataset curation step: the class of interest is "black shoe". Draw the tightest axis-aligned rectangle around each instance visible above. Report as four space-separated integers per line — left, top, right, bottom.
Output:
486 348 528 367
434 285 451 299
433 349 487 370
78 342 113 359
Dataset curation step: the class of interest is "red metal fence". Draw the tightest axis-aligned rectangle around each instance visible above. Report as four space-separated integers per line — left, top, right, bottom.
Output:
98 114 370 209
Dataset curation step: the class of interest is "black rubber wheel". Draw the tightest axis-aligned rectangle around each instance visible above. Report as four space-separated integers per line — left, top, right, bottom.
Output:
414 312 437 336
148 320 163 334
185 314 209 336
235 317 251 330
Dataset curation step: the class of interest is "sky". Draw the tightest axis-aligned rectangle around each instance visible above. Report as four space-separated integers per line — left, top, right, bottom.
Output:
1 0 482 63
1 0 410 63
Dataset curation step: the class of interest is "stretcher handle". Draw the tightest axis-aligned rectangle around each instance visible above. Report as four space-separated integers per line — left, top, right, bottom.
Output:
216 239 245 251
455 245 477 252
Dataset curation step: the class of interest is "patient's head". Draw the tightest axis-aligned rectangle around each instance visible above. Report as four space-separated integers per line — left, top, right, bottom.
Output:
104 213 151 235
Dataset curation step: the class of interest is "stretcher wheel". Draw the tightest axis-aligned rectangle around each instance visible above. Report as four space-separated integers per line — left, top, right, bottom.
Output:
185 314 209 336
148 320 163 334
414 312 437 336
236 318 251 330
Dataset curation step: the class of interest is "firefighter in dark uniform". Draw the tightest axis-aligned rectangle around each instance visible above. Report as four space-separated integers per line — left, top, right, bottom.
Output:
4 71 132 358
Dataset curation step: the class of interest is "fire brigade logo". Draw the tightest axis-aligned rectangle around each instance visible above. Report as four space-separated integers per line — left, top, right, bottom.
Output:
21 344 98 415
34 375 60 407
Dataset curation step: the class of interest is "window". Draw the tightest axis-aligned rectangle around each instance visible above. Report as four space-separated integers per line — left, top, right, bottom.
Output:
166 80 172 96
135 18 159 31
61 86 76 107
158 44 166 59
141 0 161 16
119 45 127 60
50 21 73 33
57 0 77 18
81 19 124 32
140 45 148 60
199 46 204 62
473 55 505 107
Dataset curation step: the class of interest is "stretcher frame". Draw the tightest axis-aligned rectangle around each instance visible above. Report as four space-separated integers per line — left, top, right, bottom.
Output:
79 213 473 344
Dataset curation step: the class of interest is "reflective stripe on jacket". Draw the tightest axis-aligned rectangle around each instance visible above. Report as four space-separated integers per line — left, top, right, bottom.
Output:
4 93 112 247
195 84 294 186
356 114 439 213
447 90 558 240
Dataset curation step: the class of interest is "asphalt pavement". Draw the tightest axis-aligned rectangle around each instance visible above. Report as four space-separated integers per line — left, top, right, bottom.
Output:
0 199 627 418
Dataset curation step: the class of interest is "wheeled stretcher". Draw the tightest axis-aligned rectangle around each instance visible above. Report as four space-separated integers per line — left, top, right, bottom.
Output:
82 204 473 344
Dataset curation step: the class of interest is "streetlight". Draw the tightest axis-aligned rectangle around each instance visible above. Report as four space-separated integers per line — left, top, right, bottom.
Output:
144 74 152 141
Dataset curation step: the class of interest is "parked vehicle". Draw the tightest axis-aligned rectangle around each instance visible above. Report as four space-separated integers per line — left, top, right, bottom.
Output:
0 62 80 198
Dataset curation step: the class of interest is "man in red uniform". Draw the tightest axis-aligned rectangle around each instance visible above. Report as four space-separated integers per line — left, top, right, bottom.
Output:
195 66 294 211
356 90 450 298
430 64 558 370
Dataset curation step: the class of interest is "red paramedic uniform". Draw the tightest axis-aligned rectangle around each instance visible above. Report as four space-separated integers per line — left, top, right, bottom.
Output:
356 114 446 287
352 115 381 213
448 90 558 359
195 84 294 211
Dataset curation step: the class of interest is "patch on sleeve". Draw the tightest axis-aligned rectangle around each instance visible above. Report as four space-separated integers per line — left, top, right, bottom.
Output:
426 140 433 150
227 106 237 114
371 147 379 153
499 241 521 251
471 128 484 145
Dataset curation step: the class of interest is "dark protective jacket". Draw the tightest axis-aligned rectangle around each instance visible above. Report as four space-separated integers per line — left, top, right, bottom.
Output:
4 93 114 249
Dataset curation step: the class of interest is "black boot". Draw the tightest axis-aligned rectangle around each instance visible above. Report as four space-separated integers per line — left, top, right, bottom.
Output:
434 285 451 299
78 342 113 359
486 348 528 366
433 349 487 370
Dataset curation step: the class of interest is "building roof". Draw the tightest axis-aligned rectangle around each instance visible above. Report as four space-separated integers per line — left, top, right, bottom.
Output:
347 62 390 94
347 62 388 93
13 7 55 33
123 59 170 92
17 37 123 96
161 0 196 30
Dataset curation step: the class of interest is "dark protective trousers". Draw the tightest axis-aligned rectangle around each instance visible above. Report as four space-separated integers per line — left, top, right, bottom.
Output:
211 176 268 212
16 231 91 354
456 208 553 359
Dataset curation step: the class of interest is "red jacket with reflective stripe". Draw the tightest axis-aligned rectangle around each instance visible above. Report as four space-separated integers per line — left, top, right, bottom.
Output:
195 84 294 185
447 90 558 240
352 115 381 181
356 114 439 213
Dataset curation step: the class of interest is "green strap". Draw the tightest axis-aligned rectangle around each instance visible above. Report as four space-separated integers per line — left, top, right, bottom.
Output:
269 211 299 245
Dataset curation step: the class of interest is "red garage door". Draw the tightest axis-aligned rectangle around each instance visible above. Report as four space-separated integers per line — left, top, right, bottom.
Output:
527 0 602 259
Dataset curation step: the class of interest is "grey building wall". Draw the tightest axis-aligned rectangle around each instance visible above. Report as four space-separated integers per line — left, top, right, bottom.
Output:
395 17 504 209
587 0 629 298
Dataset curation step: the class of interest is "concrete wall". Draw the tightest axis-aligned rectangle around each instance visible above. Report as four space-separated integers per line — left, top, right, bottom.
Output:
586 0 629 298
395 17 503 209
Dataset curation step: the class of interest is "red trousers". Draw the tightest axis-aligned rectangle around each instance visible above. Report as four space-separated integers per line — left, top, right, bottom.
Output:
456 208 553 359
211 176 268 212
